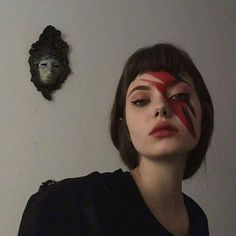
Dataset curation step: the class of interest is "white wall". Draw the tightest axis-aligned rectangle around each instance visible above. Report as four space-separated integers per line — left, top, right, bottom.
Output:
0 1 235 235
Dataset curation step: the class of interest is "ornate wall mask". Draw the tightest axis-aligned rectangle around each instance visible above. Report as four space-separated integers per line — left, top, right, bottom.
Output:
28 25 70 100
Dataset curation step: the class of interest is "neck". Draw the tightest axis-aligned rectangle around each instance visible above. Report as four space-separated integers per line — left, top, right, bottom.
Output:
131 154 187 211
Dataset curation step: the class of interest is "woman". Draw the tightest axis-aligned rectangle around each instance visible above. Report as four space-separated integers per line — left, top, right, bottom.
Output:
18 43 213 236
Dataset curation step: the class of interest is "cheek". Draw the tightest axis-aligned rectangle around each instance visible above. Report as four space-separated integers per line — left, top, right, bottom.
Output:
125 104 146 143
39 68 48 74
168 96 202 139
53 68 61 76
194 100 202 139
125 105 137 137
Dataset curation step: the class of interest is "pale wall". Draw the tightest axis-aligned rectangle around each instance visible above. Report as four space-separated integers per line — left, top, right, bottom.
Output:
0 1 235 235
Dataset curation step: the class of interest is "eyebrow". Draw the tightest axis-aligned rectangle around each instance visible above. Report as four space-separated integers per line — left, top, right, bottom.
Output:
169 79 192 88
128 78 192 97
128 85 151 96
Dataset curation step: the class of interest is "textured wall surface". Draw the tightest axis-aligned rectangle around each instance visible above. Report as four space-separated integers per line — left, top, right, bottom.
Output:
0 1 235 235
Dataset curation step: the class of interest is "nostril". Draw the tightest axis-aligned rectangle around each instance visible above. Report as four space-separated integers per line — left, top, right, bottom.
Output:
154 107 171 117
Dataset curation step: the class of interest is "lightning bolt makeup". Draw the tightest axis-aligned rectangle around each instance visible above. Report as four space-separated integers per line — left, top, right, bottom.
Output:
141 71 197 138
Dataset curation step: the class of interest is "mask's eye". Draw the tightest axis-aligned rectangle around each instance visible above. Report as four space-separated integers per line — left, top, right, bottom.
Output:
53 64 60 68
40 63 48 67
170 93 190 102
131 99 150 107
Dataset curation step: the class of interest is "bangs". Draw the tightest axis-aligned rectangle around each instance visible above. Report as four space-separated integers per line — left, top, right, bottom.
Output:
125 43 193 82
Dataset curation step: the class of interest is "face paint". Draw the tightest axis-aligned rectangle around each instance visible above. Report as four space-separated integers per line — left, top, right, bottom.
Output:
141 71 197 138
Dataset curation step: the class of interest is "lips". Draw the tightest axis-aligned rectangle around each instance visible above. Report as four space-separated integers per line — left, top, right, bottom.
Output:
149 122 179 138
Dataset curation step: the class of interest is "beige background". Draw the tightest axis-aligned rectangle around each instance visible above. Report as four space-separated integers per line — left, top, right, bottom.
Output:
0 1 235 235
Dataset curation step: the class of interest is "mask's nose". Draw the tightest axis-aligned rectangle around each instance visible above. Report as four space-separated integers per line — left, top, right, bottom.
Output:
44 63 53 75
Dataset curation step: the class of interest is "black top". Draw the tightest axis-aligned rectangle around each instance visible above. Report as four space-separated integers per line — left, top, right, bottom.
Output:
18 169 209 236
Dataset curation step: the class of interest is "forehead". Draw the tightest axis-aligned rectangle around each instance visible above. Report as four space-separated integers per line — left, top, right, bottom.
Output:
128 72 195 91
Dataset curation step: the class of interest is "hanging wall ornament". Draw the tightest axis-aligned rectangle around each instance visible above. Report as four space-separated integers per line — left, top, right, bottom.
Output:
28 25 70 100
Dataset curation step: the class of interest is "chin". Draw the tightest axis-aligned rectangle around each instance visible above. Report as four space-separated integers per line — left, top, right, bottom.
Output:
140 143 198 161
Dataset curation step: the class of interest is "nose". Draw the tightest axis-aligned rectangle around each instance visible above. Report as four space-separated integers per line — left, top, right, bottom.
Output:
47 63 53 73
154 101 172 118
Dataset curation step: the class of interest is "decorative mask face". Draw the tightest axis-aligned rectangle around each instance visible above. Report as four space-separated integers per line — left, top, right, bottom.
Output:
38 57 61 85
29 25 70 100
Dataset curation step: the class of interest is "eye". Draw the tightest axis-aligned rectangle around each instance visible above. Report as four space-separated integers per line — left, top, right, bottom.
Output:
170 93 190 102
131 99 150 107
40 63 48 67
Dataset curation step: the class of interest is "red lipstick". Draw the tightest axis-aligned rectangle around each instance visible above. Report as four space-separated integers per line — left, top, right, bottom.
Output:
149 122 179 138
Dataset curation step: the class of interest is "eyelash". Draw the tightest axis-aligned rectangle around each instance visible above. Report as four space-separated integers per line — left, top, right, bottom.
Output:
131 98 150 107
170 93 190 101
131 93 190 107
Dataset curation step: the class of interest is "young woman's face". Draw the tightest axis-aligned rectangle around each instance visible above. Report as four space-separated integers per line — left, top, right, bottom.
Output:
125 71 202 160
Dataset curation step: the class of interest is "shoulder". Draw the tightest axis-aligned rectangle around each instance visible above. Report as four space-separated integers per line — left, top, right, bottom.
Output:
18 169 125 235
183 193 208 219
23 171 98 207
36 168 124 199
183 193 209 235
24 169 121 209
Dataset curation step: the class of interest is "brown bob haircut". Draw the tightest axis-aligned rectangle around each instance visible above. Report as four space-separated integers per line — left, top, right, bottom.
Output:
110 43 214 179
